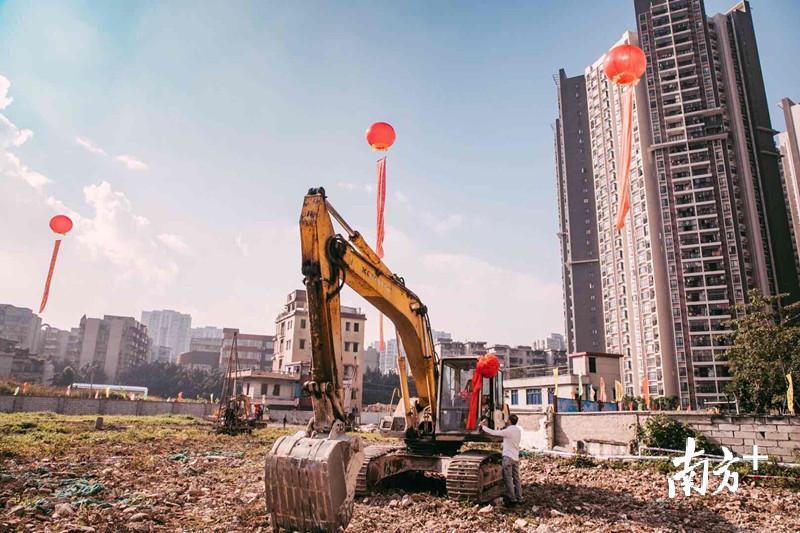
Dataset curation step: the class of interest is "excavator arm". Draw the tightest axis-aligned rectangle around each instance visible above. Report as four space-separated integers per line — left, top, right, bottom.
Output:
300 188 438 433
265 188 439 532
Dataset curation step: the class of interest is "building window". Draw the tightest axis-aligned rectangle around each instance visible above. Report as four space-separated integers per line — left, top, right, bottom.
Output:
272 384 280 396
526 388 542 405
353 342 359 352
344 342 351 351
261 383 269 396
354 323 359 332
510 390 519 405
351 389 357 400
300 319 306 329
287 340 291 350
299 339 305 349
589 357 597 373
345 322 351 331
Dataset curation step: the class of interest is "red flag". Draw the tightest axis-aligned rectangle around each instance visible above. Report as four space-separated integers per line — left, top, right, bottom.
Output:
39 239 62 313
379 315 386 352
615 88 635 230
642 375 650 410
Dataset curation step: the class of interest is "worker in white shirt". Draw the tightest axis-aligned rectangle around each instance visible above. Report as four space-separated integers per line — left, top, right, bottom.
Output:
480 413 522 505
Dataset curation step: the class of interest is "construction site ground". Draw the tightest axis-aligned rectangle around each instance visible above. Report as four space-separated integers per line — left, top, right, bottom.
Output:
1 413 798 532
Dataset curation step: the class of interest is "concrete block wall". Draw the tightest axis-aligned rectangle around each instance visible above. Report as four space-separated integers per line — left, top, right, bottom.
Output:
516 411 800 464
0 395 214 418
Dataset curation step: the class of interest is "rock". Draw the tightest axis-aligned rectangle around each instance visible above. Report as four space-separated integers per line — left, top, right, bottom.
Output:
514 518 528 529
493 497 504 506
128 524 150 532
362 498 369 504
549 509 564 517
52 503 75 519
400 496 412 508
388 499 399 508
535 525 554 533
478 504 493 514
128 512 149 522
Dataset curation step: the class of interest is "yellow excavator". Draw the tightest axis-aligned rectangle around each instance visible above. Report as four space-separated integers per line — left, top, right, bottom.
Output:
265 188 508 532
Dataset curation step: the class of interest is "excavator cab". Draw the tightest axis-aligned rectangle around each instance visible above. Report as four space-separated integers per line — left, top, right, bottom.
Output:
438 356 505 433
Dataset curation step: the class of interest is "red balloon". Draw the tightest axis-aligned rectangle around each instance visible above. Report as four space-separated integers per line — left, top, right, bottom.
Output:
365 122 396 151
49 215 73 235
603 44 647 86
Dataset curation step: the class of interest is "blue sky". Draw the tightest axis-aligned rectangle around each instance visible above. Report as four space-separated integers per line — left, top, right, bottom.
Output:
2 0 799 346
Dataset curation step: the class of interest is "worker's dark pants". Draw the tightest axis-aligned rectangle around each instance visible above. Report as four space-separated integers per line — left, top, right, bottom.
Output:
502 456 522 502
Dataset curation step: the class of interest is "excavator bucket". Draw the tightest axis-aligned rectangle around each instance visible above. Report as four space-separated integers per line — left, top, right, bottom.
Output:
265 432 364 532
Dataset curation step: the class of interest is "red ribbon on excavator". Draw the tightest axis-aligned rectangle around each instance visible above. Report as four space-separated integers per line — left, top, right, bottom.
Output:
466 353 500 430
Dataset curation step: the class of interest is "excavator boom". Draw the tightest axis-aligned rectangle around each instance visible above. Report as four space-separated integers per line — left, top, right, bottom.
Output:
265 188 440 532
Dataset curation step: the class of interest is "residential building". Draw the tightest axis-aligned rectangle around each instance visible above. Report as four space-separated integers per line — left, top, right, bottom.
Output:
75 315 150 382
554 69 607 354
176 350 220 372
0 304 42 352
220 328 274 372
503 352 622 412
363 346 380 373
431 330 452 344
140 309 192 363
488 344 546 368
372 338 399 375
236 369 301 408
37 325 71 361
189 336 223 353
532 333 567 351
150 345 172 363
777 97 800 271
190 326 223 339
435 339 488 359
631 0 798 407
0 338 54 384
557 0 798 408
273 289 366 413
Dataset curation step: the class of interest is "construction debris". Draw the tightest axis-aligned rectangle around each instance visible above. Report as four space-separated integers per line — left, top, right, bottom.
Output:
1 414 798 532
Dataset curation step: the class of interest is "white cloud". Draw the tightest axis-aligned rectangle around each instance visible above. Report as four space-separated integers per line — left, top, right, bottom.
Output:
157 233 190 255
0 75 13 109
394 191 408 203
336 181 375 194
421 212 464 236
0 81 49 190
357 225 562 347
115 154 149 171
75 136 107 156
78 181 178 285
235 234 250 257
75 137 149 171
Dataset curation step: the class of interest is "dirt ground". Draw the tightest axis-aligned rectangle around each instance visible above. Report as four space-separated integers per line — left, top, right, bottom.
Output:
1 413 798 532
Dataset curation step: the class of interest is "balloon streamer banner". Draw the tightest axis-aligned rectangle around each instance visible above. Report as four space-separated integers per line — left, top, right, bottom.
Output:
39 215 73 313
602 44 646 231
615 88 635 230
366 121 395 354
788 374 795 416
376 156 387 351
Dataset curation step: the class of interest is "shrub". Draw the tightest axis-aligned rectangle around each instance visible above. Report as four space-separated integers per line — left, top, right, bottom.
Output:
637 414 720 455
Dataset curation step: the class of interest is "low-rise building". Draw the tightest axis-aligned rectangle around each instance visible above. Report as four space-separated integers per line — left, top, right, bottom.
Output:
176 350 220 372
363 346 380 373
234 369 301 408
503 352 622 412
37 325 71 361
190 336 223 353
220 328 274 371
0 304 42 353
273 289 366 414
0 338 54 384
436 339 488 359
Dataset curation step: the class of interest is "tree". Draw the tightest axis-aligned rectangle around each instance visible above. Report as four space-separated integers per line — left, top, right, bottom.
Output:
52 366 76 387
117 361 223 399
725 289 800 414
362 367 417 405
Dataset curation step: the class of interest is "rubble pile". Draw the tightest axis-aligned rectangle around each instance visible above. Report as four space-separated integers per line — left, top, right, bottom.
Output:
1 414 798 532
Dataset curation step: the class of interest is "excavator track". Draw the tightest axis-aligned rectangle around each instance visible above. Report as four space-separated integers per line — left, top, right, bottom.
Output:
355 444 404 496
445 450 504 503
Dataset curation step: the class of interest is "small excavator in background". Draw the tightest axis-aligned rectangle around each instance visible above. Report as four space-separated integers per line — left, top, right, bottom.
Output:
264 189 508 532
